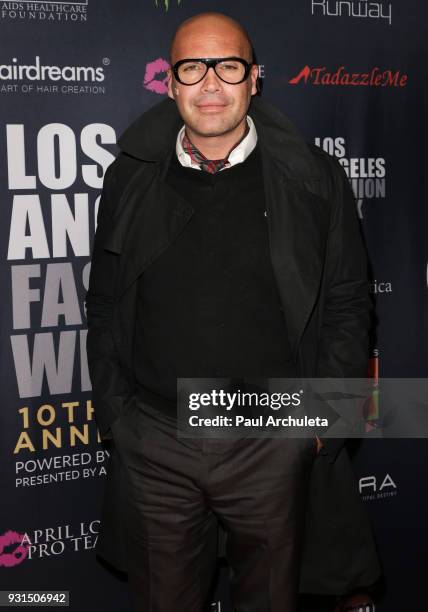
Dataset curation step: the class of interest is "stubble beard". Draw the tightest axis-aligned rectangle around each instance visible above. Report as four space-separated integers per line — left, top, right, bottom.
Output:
184 108 247 139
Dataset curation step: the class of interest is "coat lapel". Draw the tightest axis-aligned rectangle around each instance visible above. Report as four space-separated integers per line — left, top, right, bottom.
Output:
259 144 330 361
114 156 194 298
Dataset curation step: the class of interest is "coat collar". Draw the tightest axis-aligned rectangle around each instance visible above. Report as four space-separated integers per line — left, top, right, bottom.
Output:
117 95 322 181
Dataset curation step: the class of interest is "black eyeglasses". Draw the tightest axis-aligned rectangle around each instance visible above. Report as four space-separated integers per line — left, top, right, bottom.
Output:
172 57 253 85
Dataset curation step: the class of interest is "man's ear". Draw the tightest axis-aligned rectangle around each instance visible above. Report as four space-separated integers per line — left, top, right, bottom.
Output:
250 64 259 96
167 69 174 99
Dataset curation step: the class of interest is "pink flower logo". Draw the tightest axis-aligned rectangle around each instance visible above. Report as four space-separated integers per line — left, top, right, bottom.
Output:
0 530 29 567
143 58 170 94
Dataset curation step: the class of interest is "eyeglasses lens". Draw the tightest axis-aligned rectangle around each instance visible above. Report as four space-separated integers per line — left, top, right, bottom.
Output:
177 60 246 84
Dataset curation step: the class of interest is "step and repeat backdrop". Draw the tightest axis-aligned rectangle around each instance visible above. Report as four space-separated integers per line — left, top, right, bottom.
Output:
0 1 426 610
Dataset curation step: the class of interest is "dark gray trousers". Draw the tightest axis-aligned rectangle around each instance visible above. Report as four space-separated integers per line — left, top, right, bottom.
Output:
111 397 318 612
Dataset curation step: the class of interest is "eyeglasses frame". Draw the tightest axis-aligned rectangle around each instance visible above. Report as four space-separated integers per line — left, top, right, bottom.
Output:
172 56 254 86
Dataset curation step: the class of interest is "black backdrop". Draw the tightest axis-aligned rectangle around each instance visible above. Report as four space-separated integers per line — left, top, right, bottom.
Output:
1 1 426 610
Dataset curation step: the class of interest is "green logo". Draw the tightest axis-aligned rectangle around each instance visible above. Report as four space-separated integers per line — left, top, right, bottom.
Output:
155 0 182 10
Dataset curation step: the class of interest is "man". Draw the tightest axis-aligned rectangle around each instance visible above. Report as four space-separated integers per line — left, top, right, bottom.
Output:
86 11 381 612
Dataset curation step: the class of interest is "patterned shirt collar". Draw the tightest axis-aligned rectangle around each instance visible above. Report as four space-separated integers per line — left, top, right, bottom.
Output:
176 114 258 172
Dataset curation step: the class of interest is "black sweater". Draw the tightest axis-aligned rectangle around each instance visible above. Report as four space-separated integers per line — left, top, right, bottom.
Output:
133 143 296 416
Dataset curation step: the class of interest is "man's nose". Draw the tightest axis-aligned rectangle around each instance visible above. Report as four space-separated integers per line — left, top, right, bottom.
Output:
201 66 222 92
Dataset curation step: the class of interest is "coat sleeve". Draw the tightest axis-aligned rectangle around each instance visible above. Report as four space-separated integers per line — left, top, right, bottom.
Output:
85 160 133 441
315 156 372 463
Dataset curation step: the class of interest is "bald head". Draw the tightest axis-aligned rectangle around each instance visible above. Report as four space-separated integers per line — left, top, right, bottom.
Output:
169 12 253 65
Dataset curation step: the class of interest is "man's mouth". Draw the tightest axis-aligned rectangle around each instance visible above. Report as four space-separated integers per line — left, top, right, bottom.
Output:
196 103 227 112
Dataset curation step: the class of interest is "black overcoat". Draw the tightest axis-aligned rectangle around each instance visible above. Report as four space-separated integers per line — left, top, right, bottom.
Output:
86 95 382 595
